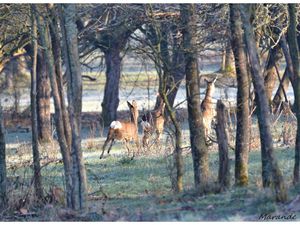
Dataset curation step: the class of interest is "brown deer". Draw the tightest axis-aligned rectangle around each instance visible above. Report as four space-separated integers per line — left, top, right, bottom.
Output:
100 100 139 160
141 95 165 147
201 76 218 140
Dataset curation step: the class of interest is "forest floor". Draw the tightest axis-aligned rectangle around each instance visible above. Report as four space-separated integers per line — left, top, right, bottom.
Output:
2 114 300 221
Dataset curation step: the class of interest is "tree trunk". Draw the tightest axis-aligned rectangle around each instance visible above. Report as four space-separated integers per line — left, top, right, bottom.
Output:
286 4 300 184
30 7 43 200
229 4 250 186
36 52 51 142
60 4 87 210
239 4 287 202
101 48 121 126
48 5 72 148
181 4 209 190
272 67 290 110
35 5 73 208
0 104 6 208
23 44 52 143
36 59 51 142
216 100 230 190
167 24 185 107
264 46 281 105
5 68 13 89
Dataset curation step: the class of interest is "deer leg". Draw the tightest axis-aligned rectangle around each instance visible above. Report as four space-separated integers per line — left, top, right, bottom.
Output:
132 136 140 160
124 141 131 157
107 139 115 155
100 137 111 159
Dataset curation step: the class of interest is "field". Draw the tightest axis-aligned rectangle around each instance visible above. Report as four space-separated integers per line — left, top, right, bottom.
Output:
2 117 300 221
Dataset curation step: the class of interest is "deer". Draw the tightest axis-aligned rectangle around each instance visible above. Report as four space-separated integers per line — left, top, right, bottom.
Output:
201 76 218 141
100 100 140 160
141 95 165 148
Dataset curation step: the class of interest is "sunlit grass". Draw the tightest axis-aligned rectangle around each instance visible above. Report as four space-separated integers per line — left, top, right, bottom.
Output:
4 120 300 221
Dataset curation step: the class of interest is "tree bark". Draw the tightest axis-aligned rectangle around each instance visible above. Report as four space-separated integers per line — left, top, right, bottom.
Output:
35 5 73 208
216 100 230 190
36 52 51 143
0 104 6 208
286 4 300 184
101 47 121 126
239 4 287 202
229 4 250 186
272 67 290 110
30 6 43 200
48 5 72 148
166 24 185 108
263 46 281 105
181 4 209 190
60 4 87 210
23 44 52 143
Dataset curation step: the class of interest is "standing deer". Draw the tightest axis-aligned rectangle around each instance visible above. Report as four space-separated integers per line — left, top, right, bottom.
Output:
141 95 165 147
100 100 140 160
201 76 218 140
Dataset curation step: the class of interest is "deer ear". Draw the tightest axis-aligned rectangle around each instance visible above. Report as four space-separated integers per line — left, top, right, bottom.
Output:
127 101 133 108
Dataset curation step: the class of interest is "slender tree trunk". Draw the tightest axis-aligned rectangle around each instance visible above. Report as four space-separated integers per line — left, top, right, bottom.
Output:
150 21 184 193
35 5 73 208
216 100 230 190
229 4 250 186
48 5 72 148
30 7 43 200
60 4 87 210
272 67 290 110
181 4 209 190
101 48 121 126
167 25 185 107
0 104 6 208
239 4 287 202
264 46 281 105
221 39 235 75
23 44 52 143
36 52 51 142
286 4 300 184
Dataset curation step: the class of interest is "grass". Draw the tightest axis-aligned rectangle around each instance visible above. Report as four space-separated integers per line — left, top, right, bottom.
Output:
4 134 300 221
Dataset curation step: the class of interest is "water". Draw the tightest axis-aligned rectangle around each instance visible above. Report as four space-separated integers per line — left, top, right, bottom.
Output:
0 62 295 112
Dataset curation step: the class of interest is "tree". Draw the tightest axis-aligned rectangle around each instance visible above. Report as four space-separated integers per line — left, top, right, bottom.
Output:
30 5 43 200
229 4 250 186
181 4 209 190
216 100 230 190
22 43 52 143
34 4 73 208
47 4 72 148
0 103 6 208
263 45 282 106
239 4 287 202
60 4 87 209
286 4 300 184
77 4 144 126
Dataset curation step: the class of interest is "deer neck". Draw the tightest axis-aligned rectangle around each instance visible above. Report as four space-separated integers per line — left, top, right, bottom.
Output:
204 85 214 101
130 110 139 127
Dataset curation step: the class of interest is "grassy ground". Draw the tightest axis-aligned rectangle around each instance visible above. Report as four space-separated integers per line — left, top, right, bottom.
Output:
3 127 300 221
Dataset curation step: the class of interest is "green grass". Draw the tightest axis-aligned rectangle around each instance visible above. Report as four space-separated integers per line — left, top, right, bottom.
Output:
5 137 300 221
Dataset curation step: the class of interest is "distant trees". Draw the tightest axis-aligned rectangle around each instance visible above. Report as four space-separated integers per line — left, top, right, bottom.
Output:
77 4 144 126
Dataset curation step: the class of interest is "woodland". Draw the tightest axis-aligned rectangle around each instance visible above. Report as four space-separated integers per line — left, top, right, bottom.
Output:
0 3 300 221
